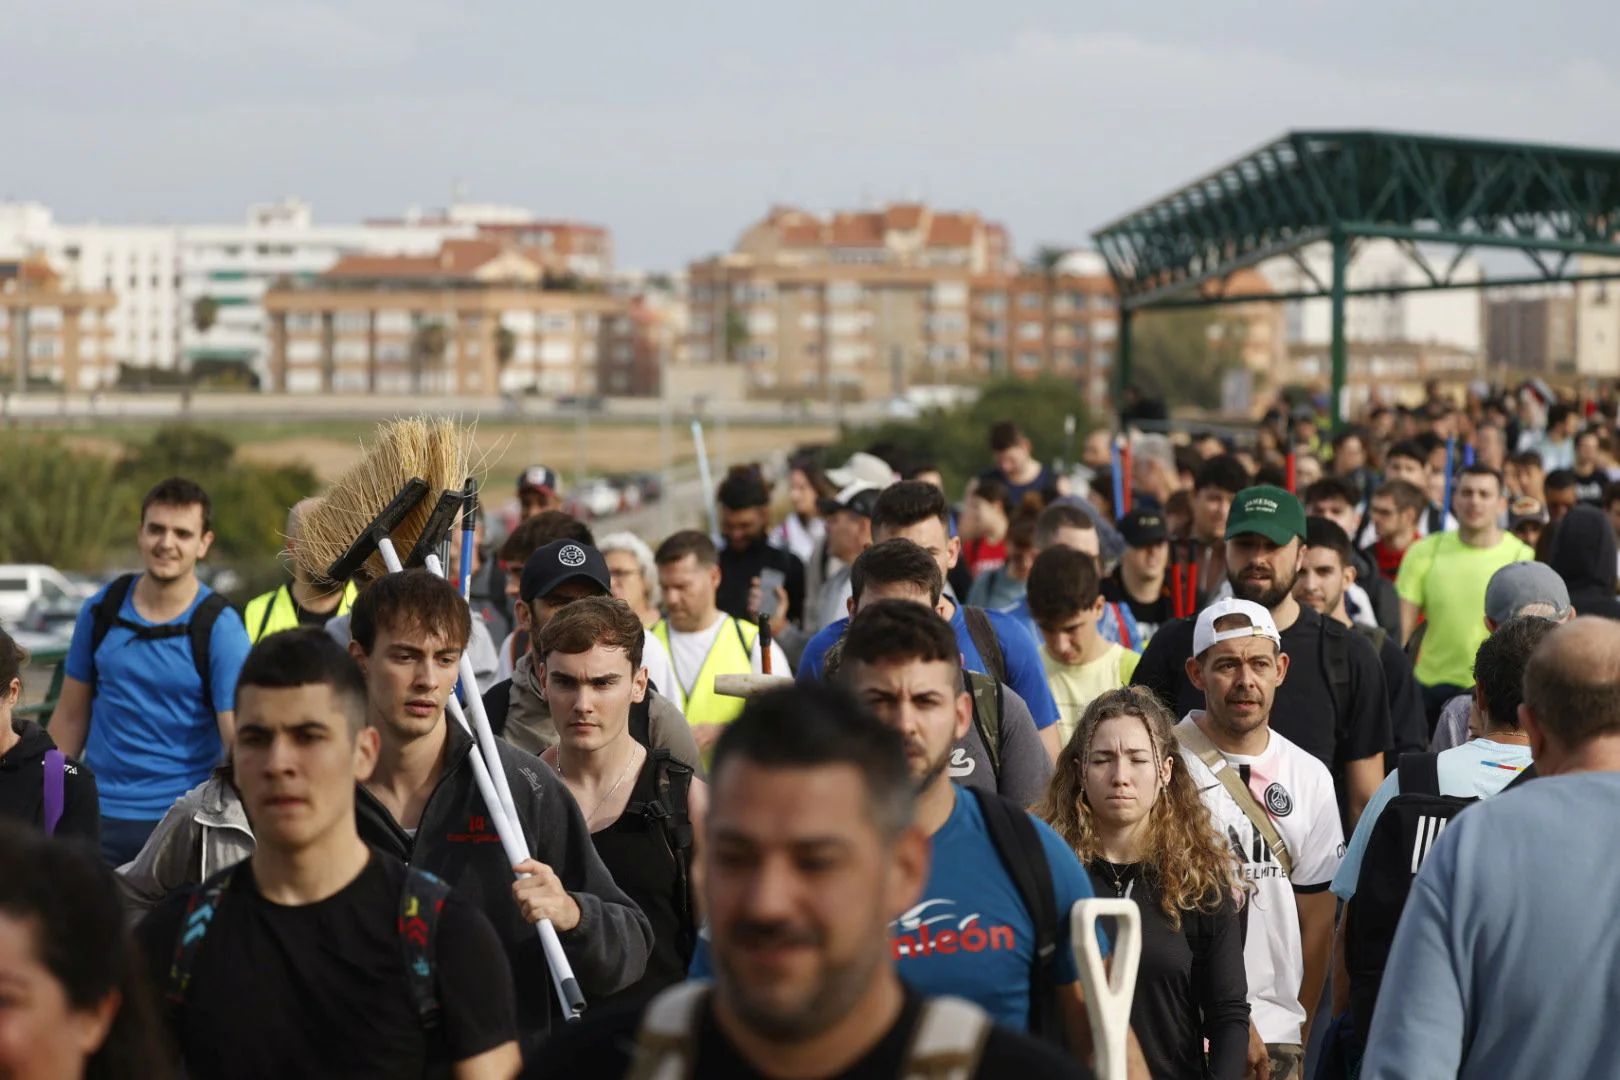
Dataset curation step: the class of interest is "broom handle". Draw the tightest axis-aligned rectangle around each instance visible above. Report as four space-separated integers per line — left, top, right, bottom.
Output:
377 540 586 1019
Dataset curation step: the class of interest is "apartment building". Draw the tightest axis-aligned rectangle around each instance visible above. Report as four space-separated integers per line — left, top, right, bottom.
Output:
1485 287 1577 374
0 256 117 390
262 239 629 395
1573 256 1620 378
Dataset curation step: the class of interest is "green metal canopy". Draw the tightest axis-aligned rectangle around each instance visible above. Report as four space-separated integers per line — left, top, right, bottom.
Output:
1091 130 1620 421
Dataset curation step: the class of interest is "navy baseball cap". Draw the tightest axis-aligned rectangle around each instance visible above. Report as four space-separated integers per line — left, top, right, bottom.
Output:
521 540 610 604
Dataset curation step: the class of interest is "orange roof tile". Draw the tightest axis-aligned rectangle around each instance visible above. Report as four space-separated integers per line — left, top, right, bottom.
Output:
885 203 925 230
926 213 977 247
830 212 886 248
779 220 826 247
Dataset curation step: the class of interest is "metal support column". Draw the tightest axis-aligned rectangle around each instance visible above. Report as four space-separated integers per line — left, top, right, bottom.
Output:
1116 305 1133 427
1329 233 1349 429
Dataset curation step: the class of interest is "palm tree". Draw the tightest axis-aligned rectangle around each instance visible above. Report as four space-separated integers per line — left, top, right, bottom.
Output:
495 325 517 367
190 296 219 384
412 320 447 392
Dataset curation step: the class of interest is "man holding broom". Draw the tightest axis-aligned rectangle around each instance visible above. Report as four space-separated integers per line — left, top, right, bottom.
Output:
348 570 654 1049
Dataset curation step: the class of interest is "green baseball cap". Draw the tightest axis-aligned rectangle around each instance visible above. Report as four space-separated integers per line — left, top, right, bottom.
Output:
1225 485 1306 545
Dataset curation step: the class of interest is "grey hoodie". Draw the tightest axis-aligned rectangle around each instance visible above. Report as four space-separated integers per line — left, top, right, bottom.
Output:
116 774 253 923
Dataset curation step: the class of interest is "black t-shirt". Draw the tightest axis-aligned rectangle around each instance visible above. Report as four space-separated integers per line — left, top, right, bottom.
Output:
1131 607 1392 782
0 721 99 841
136 852 517 1079
716 539 807 627
1101 570 1173 641
1084 863 1249 1080
525 987 1090 1079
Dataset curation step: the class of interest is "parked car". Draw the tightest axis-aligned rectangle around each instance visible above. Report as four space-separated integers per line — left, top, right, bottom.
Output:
573 479 624 520
0 565 88 630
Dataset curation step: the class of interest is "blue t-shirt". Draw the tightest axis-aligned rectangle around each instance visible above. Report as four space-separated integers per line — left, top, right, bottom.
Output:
796 604 1060 730
65 579 251 819
690 786 1104 1029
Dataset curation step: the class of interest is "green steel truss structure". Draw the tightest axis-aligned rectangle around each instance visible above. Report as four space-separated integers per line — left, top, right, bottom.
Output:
1091 130 1620 423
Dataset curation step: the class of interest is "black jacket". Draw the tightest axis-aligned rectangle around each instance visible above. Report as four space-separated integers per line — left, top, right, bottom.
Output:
1548 505 1620 620
0 720 98 841
355 720 653 1044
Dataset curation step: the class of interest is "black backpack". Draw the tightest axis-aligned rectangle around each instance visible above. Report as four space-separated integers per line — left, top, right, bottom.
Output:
964 670 1006 778
1343 752 1477 1033
88 574 230 710
961 605 1008 685
968 787 1061 1045
623 749 698 962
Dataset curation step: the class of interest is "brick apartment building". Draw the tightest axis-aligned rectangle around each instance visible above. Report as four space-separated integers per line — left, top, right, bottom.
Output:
0 256 116 391
261 239 632 395
685 204 1119 407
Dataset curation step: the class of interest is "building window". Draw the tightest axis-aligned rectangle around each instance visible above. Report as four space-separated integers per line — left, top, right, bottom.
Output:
1018 292 1042 310
334 312 370 334
931 313 966 334
1094 349 1113 369
932 282 968 307
800 312 821 331
748 311 777 335
979 292 1006 313
1018 351 1041 370
827 282 864 306
539 313 574 334
287 313 321 333
1017 322 1043 341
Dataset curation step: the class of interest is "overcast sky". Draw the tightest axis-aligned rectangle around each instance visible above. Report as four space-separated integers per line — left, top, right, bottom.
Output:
3 0 1617 269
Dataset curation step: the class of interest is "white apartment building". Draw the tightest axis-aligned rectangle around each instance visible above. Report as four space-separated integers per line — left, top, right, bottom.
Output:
1574 255 1620 378
1267 239 1485 352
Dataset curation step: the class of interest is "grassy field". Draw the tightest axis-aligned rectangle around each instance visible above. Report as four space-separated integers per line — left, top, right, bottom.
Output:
38 415 840 483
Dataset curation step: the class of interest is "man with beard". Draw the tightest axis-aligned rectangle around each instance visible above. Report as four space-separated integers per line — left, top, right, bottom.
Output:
528 682 1091 1080
1176 600 1344 1080
714 466 806 636
1133 486 1392 826
685 604 1142 1076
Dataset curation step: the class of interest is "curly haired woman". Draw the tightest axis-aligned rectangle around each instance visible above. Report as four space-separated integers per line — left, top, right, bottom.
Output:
1036 686 1251 1080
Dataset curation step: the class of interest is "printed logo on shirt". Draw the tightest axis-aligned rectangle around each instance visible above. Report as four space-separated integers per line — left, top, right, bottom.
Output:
446 814 501 844
891 899 1016 960
947 748 976 778
1227 825 1288 881
1264 782 1293 817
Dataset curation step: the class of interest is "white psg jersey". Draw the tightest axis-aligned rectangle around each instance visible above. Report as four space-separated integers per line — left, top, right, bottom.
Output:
1177 714 1344 1045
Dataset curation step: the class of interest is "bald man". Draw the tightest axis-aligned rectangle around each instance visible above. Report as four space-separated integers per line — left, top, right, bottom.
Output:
241 499 357 643
1360 617 1620 1080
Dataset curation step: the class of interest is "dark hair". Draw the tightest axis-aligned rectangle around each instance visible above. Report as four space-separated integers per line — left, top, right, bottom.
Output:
1303 516 1354 568
1386 440 1428 468
841 599 961 674
972 476 1013 516
235 629 369 734
1548 403 1575 429
501 511 594 565
1027 545 1101 627
1033 502 1095 550
1374 479 1427 516
1331 427 1368 454
1088 473 1115 517
871 480 951 535
1544 468 1577 494
1174 446 1204 482
0 625 26 691
1254 462 1287 489
1008 495 1042 551
1303 476 1359 508
1603 481 1620 510
709 683 915 838
655 530 719 568
849 539 944 609
989 421 1024 453
1195 454 1251 496
141 476 212 533
0 821 171 1080
717 465 770 511
349 569 472 654
1577 425 1604 445
1523 622 1620 747
1458 463 1503 491
902 459 941 481
536 595 645 671
1507 449 1544 471
791 455 838 500
1414 432 1444 459
1474 615 1556 732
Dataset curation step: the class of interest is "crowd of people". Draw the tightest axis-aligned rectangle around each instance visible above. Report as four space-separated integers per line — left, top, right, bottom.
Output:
2 377 1619 1079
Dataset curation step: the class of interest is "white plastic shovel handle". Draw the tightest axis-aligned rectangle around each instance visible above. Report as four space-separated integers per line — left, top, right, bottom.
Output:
1071 898 1141 1080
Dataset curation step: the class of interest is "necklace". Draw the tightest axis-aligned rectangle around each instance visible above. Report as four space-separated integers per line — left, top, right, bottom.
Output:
559 743 640 820
1099 859 1136 898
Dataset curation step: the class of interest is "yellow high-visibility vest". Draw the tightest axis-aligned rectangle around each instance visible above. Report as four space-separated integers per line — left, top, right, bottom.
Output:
243 582 358 643
651 614 759 741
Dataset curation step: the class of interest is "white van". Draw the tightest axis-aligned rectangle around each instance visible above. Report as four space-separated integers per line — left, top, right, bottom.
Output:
0 565 85 629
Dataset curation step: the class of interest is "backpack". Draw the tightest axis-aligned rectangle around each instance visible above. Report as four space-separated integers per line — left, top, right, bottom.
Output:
628 982 992 1080
961 606 1008 686
968 787 1062 1045
964 670 1005 779
1342 752 1477 1034
88 574 230 711
168 863 452 1033
42 749 65 837
623 749 697 962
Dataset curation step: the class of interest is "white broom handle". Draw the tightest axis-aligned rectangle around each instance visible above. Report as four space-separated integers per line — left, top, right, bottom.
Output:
1071 898 1141 1080
377 540 586 1018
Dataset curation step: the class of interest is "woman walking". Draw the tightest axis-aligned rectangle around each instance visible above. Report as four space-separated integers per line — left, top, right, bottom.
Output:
1036 686 1250 1080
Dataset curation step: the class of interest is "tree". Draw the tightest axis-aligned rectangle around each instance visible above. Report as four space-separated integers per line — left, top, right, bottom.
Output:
412 320 447 392
191 295 219 337
1028 245 1068 276
723 308 748 364
495 325 517 367
1130 308 1247 411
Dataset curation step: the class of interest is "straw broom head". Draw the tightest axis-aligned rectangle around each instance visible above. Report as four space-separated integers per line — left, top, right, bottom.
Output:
294 416 478 585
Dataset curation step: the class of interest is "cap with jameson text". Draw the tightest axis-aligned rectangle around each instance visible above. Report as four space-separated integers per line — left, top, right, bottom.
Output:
1225 485 1307 546
1193 597 1282 657
521 540 610 604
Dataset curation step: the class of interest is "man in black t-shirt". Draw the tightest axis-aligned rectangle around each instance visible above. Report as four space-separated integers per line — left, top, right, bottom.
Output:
1132 486 1393 826
1100 510 1171 642
527 684 1088 1080
137 630 521 1080
715 467 807 634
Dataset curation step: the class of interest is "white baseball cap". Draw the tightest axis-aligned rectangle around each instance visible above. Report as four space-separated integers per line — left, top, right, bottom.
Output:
1192 597 1282 657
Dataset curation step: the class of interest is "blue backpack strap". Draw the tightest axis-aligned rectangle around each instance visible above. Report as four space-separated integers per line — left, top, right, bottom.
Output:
399 866 453 1031
167 866 237 1007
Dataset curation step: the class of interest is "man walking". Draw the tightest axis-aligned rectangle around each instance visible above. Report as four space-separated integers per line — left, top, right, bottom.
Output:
136 629 522 1079
241 499 357 642
1177 599 1344 1080
53 478 252 866
1360 618 1620 1080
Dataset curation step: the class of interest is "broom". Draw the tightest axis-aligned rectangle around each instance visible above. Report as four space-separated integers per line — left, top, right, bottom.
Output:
297 416 587 1020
